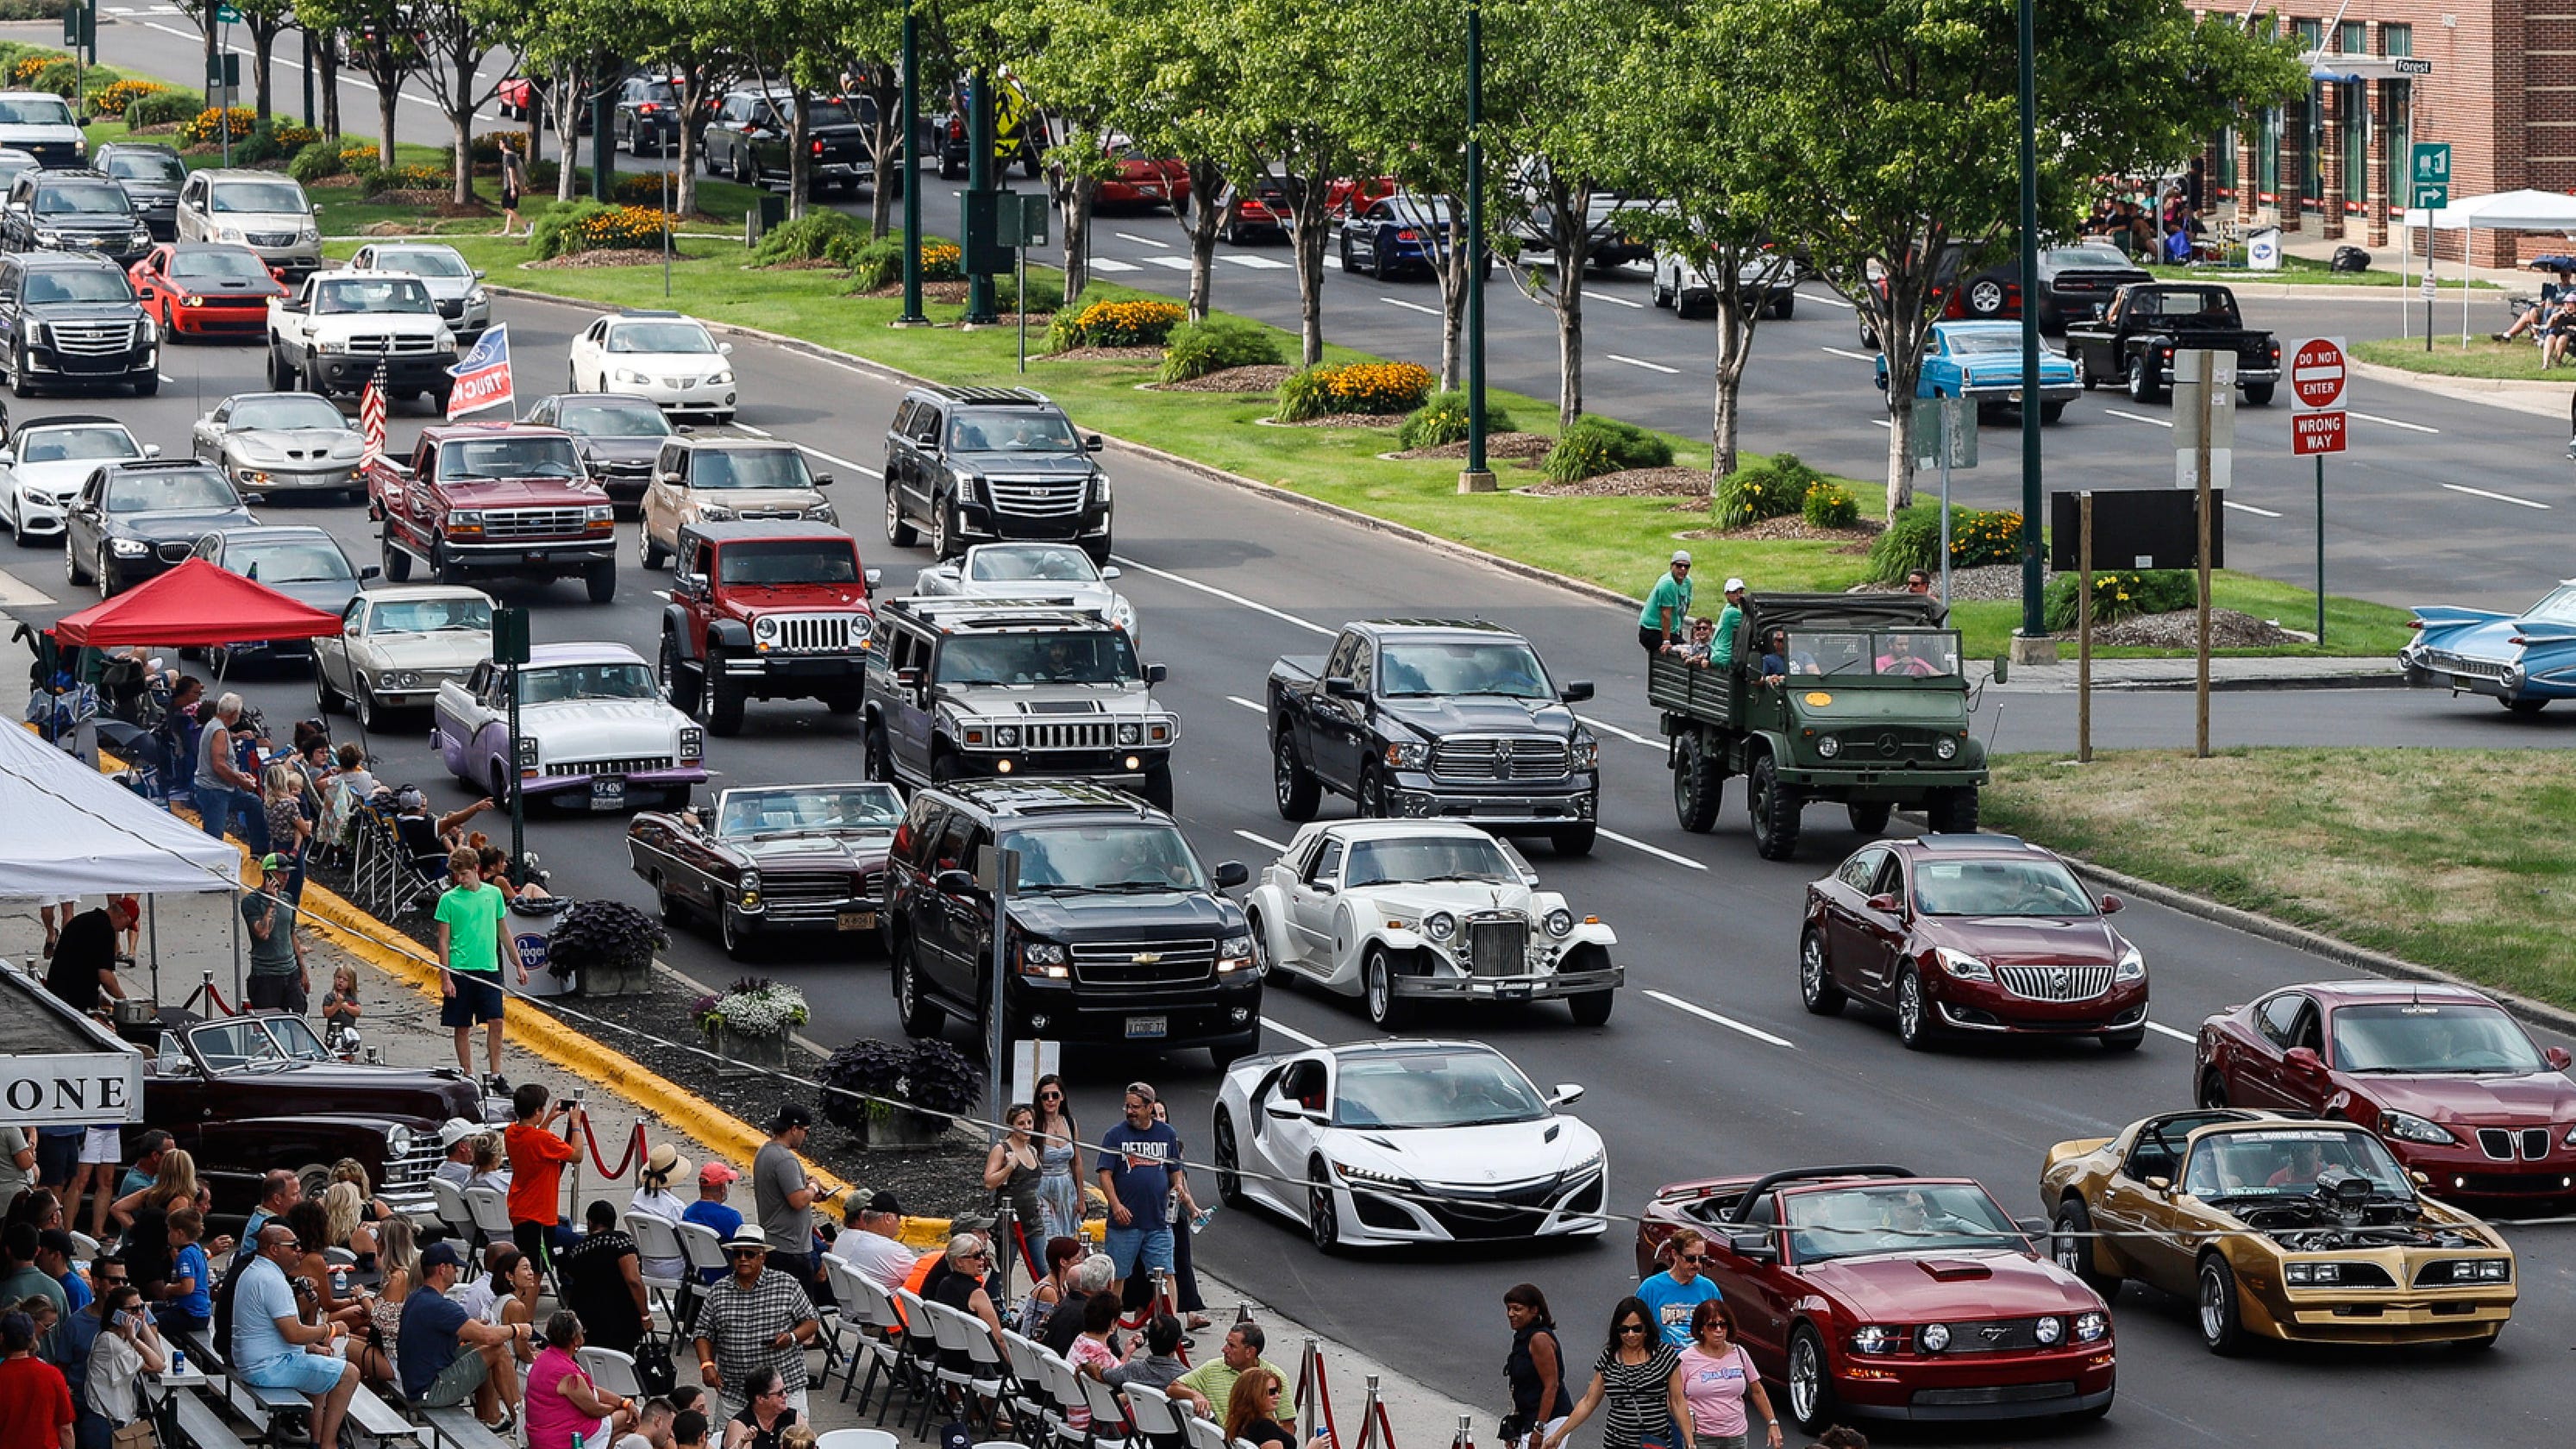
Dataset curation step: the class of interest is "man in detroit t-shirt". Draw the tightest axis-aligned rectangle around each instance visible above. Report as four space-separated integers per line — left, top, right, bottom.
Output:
1094 1082 1181 1302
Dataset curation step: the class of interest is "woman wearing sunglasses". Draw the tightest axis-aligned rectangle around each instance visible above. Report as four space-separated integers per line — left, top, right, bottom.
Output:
1032 1075 1083 1242
1675 1300 1779 1449
1541 1296 1684 1449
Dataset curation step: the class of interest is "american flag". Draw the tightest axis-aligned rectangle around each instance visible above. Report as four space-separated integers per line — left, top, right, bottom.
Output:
358 361 387 466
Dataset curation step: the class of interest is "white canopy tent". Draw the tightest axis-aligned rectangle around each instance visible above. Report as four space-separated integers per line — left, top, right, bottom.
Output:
2400 189 2576 342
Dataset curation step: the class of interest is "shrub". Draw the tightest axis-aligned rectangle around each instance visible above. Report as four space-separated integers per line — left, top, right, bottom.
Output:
1540 413 1675 484
338 142 382 172
918 239 961 281
996 272 1062 315
8 53 57 85
749 207 861 265
1714 452 1824 528
2042 568 2198 630
1050 297 1184 350
611 172 680 207
525 158 561 193
467 132 509 167
360 162 452 195
530 199 669 259
1395 389 1514 448
1157 315 1283 383
1867 502 2028 581
178 106 257 146
836 235 902 288
122 90 198 129
267 122 320 150
1273 361 1436 422
816 1039 906 1131
286 140 348 185
1801 480 1860 530
89 79 173 117
694 976 807 1038
540 899 665 982
26 59 75 97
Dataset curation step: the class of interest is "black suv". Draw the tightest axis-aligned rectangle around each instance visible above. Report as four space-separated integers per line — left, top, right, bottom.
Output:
883 385 1112 563
0 252 158 398
64 459 255 597
703 89 872 196
1 169 154 267
883 780 1257 1067
611 73 686 158
94 143 186 241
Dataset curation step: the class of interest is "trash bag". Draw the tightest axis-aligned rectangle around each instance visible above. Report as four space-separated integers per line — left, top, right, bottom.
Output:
2330 246 2371 273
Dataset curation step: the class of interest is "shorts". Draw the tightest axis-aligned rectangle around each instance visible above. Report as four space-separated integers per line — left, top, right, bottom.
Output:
79 1127 121 1164
245 1348 352 1397
440 971 505 1027
1639 625 1670 655
36 1132 78 1186
501 185 520 210
247 972 309 1014
417 1344 488 1407
1102 1222 1174 1277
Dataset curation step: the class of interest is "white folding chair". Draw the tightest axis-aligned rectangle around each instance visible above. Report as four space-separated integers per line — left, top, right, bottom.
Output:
462 1184 513 1245
1181 1411 1229 1449
67 1231 98 1261
1124 1383 1188 1449
627 1216 688 1329
676 1221 728 1286
925 1302 1007 1433
816 1433 901 1449
1077 1372 1138 1449
428 1178 478 1247
844 1273 917 1419
1037 1351 1090 1449
577 1346 644 1400
1000 1329 1055 1437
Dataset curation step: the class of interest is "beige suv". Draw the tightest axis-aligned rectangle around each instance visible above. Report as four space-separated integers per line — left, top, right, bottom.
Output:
638 436 835 568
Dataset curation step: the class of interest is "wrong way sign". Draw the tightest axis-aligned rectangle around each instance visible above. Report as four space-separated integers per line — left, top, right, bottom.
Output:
2290 336 2347 411
2292 410 2347 455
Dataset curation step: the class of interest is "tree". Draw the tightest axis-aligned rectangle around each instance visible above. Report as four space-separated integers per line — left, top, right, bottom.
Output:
1718 0 2303 514
628 0 735 217
408 0 519 204
505 0 623 201
1205 0 1366 365
1081 0 1233 321
1004 0 1144 308
232 0 295 119
295 0 425 164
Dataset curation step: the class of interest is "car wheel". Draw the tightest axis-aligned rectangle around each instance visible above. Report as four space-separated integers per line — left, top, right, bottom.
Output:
884 483 918 547
719 905 755 960
1273 731 1320 821
1138 760 1175 812
95 549 116 599
1798 927 1846 1016
894 942 942 1038
2053 1196 2123 1300
1363 946 1411 1030
2126 352 2164 403
1673 731 1723 832
1748 753 1802 861
1306 1160 1342 1252
2071 350 2096 391
316 663 343 715
2504 697 2550 715
1212 1112 1246 1207
1651 269 1673 308
1550 821 1595 856
639 525 667 569
1356 766 1388 819
1338 233 1355 273
430 536 464 586
1568 988 1614 1026
584 559 617 605
929 492 958 560
380 537 411 582
702 665 745 737
354 685 379 731
60 537 81 583
658 634 699 713
655 874 687 925
131 372 158 398
2197 1068 2230 1109
1895 965 1935 1051
863 722 894 784
1925 786 1979 834
9 348 32 398
1374 246 1393 282
2197 1254 2247 1356
1246 911 1281 983
1783 1326 1838 1434
2040 399 2067 423
2241 382 2274 407
1846 801 1892 836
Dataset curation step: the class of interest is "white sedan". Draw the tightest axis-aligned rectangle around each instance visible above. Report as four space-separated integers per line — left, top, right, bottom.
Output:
568 310 737 423
0 417 155 543
912 542 1138 640
1245 820 1620 1026
1211 1039 1606 1251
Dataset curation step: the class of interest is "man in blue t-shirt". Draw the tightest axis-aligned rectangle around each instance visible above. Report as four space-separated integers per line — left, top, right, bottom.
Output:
232 1226 359 1449
681 1164 745 1287
398 1241 525 1424
1094 1082 1182 1303
1633 1227 1722 1449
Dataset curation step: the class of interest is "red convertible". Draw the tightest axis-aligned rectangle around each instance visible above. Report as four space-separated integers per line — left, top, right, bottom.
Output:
2197 980 2576 1202
1637 1166 2114 1432
128 242 284 341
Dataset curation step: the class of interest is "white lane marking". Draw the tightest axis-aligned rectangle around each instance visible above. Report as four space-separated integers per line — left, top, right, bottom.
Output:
1600 829 1707 870
2103 409 2172 429
1818 346 1878 363
735 423 772 436
2223 499 2283 518
1144 255 1193 271
1646 988 1794 1048
1870 418 1893 430
1221 254 1292 270
650 590 672 603
1115 232 1170 249
1109 555 1334 636
1606 354 1680 375
1379 297 1439 317
1321 254 1340 271
1582 290 1645 310
2351 411 2437 434
1233 828 1289 853
1574 714 1659 749
1225 694 1265 712
2147 1020 2197 1043
1263 1016 1327 1049
1089 258 1143 273
793 444 877 478
2441 482 2551 510
1802 291 1856 310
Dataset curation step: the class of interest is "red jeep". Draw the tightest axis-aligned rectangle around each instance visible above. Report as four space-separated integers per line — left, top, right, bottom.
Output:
657 519 881 735
367 423 620 603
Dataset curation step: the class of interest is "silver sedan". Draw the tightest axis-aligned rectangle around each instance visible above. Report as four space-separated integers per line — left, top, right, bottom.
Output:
191 390 366 500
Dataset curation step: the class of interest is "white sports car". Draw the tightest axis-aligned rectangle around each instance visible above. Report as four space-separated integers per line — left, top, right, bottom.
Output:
913 541 1138 640
1211 1038 1607 1251
568 310 736 422
1245 820 1620 1027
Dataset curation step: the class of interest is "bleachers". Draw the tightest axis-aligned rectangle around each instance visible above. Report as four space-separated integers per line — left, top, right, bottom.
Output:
419 1405 513 1449
170 1391 253 1449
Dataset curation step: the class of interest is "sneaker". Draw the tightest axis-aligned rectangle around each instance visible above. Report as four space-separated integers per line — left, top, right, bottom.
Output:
486 1072 511 1095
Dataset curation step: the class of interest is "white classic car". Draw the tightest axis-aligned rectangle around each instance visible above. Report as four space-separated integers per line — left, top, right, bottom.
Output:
314 584 496 727
912 541 1138 640
432 641 708 810
1244 819 1620 1027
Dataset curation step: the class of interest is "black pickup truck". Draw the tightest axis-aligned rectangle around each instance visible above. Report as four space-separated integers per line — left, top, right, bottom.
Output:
2059 282 2281 405
704 89 873 196
1269 619 1601 855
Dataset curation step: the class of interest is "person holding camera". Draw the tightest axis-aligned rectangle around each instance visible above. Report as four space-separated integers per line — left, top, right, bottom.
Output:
503 1085 584 1280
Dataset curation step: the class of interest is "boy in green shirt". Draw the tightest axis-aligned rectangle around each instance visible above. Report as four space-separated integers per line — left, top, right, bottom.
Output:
435 846 523 1093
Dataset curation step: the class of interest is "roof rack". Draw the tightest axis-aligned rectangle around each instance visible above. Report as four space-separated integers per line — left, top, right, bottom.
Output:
918 383 1053 406
888 595 1106 628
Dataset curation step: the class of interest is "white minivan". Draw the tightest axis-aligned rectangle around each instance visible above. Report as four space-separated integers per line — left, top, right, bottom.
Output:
176 169 322 279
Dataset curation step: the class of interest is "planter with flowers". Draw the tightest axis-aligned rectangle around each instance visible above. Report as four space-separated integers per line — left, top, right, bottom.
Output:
535 897 664 997
817 1038 979 1150
694 977 810 1076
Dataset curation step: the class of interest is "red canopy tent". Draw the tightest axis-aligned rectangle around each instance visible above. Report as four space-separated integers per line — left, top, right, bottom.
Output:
51 557 345 649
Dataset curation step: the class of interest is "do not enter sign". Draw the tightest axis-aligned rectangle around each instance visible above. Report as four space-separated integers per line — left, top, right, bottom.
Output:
2291 336 2347 411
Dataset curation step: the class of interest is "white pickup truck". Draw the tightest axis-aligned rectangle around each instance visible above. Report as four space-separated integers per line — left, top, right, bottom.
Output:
266 271 458 405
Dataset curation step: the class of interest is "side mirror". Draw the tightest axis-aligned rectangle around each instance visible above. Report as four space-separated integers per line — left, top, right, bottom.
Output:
2092 302 2109 319
359 565 381 580
2014 1215 2051 1238
1083 434 1105 453
895 667 923 689
1100 565 1121 580
143 444 162 458
812 473 835 486
310 202 323 216
660 471 685 486
1322 675 1363 699
1865 892 1899 913
1307 880 1336 896
1144 662 1168 685
2548 1045 2572 1071
344 623 363 637
2284 1046 2324 1075
1559 680 1594 703
2097 893 2124 914
2145 1176 2172 1195
718 342 734 354
932 868 976 894
1213 861 1248 888
862 568 883 588
1545 1083 1583 1107
472 268 486 279
1725 1227 1777 1264
1264 1102 1316 1123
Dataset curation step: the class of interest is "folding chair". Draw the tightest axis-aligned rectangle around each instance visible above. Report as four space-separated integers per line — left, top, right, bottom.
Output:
677 1221 729 1291
429 1178 479 1250
837 1271 906 1412
578 1346 645 1400
1077 1373 1139 1449
461 1185 515 1261
1123 1383 1189 1449
924 1302 1007 1434
1181 1413 1229 1449
629 1216 688 1332
816 1433 901 1449
999 1331 1056 1443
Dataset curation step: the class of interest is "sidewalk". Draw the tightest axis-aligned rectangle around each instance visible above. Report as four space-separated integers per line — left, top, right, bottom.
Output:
1986 653 2398 693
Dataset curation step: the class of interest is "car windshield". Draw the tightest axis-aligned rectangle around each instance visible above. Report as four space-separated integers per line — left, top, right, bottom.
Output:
168 248 273 283
16 426 138 463
1380 198 1455 224
966 544 1100 584
1343 833 1523 887
1378 641 1551 699
228 395 348 431
106 469 235 512
370 596 492 633
438 436 585 480
2182 1127 2412 1201
2522 585 2576 624
229 539 351 584
182 1013 332 1071
1780 628 1962 679
805 100 856 126
2046 246 2133 269
1005 823 1206 892
715 540 858 585
314 277 431 314
1332 1049 1548 1129
686 448 811 491
105 152 185 185
946 411 1078 452
607 321 716 354
0 97 74 126
373 247 468 277
556 401 672 438
209 180 306 214
716 784 902 837
1910 856 2095 917
1784 1183 2026 1263
35 183 131 216
22 269 129 304
937 630 1139 686
631 82 677 104
1944 330 2021 355
517 662 655 704
2330 1002 2547 1075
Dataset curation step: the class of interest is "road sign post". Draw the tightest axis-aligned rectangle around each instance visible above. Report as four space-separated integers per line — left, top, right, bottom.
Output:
2175 349 2233 757
1909 398 1976 608
2078 491 2093 764
2287 336 2347 645
2411 143 2450 352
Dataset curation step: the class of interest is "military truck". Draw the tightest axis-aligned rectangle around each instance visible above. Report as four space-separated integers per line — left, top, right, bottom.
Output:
1651 593 1984 860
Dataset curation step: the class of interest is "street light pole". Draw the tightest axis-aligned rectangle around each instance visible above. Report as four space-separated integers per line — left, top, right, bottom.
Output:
964 69 998 325
1459 0 1492 494
898 9 927 326
2015 0 2045 643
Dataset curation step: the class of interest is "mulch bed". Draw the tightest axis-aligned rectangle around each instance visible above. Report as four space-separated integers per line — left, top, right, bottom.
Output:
1522 466 1708 497
1261 411 1405 428
525 248 698 269
2092 607 2297 649
1847 562 2022 600
360 190 490 215
760 258 843 271
856 281 972 304
1148 364 1290 392
1041 345 1163 362
1387 431 1554 461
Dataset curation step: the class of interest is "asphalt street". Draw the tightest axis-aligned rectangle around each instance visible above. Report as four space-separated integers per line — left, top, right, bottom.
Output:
1 290 2570 1446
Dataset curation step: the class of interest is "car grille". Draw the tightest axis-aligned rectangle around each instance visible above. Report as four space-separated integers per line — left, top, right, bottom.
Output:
729 508 806 522
1070 938 1215 989
767 613 863 652
543 755 674 778
1023 720 1117 751
1930 1318 2053 1353
154 541 193 564
436 298 466 318
2476 1127 2554 1162
1910 1383 2078 1408
51 320 138 355
986 476 1087 518
1463 914 1530 976
380 1136 445 1195
1419 1170 1596 1240
244 231 300 248
484 507 591 538
1428 736 1570 782
342 333 445 354
1993 964 2115 1001
2420 649 2510 681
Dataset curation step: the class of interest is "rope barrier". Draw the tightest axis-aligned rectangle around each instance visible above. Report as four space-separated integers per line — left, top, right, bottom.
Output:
583 1116 647 1181
1297 1337 1344 1449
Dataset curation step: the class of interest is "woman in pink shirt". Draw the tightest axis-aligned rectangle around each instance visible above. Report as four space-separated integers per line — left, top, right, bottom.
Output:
1672 1301 1778 1449
526 1310 641 1449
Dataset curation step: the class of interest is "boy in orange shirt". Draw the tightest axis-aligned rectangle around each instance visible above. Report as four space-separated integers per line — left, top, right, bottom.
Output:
502 1082 584 1275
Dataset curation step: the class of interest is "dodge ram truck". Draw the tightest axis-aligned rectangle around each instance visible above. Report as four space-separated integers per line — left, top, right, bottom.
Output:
266 270 458 405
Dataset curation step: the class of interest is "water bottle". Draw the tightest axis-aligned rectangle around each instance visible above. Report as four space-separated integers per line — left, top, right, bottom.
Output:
332 1265 350 1297
1190 1207 1216 1235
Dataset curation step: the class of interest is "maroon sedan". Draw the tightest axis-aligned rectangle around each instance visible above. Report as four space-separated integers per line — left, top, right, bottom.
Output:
1800 834 2147 1051
1638 1167 2114 1433
2197 980 2576 1201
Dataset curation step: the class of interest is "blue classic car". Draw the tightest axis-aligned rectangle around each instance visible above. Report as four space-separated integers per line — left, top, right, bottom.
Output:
2401 580 2576 713
1338 194 1482 281
1874 319 2079 423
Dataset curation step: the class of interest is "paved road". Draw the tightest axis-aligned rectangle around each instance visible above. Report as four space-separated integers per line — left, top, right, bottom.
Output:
1 292 2570 1446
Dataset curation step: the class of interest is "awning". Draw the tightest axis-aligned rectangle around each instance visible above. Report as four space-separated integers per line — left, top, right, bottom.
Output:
2401 188 2576 231
52 557 344 650
0 718 240 896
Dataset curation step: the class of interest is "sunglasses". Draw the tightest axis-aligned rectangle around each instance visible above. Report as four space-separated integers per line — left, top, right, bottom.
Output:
1038 1091 1063 1101
1619 1323 1649 1335
728 1249 766 1259
1677 1253 1706 1264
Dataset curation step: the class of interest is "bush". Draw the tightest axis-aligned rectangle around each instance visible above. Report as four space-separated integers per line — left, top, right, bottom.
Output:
1394 389 1515 448
1867 502 2028 581
1273 361 1436 422
467 132 509 167
750 208 861 265
836 235 902 288
2043 568 2197 630
89 79 172 118
178 106 257 146
286 140 348 185
1049 297 1184 351
122 89 197 129
525 158 561 193
360 162 452 195
267 122 320 150
26 59 75 97
996 272 1062 315
530 199 668 259
1540 413 1676 484
1801 480 1860 530
8 53 57 85
611 172 680 207
1714 452 1824 528
1157 315 1283 383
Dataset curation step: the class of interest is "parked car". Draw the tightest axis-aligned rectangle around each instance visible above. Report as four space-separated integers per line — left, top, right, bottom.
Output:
366 423 617 602
1322 174 1399 224
128 242 286 342
881 384 1112 562
191 390 366 499
703 89 871 195
655 520 878 735
94 141 185 240
2399 579 2576 714
567 310 736 422
637 436 834 570
912 541 1136 640
64 459 256 597
1875 320 2079 423
347 240 490 342
2031 245 2153 335
627 781 904 957
521 390 674 507
1854 242 2021 348
314 583 494 727
1214 176 1297 245
186 524 376 669
2059 282 2280 404
0 91 85 169
0 251 157 398
433 642 708 809
0 167 152 267
611 73 686 157
174 169 321 281
0 413 153 544
1651 244 1800 320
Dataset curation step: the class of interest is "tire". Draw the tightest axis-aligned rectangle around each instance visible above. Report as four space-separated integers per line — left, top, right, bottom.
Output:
1846 801 1892 836
1306 1160 1341 1252
2241 381 2274 406
1673 732 1723 832
824 691 861 715
1550 823 1595 856
930 744 967 784
1338 233 1355 273
884 484 918 547
354 685 379 732
1798 927 1846 1016
1567 989 1614 1027
864 722 895 784
1211 1112 1246 1206
639 526 668 570
1362 946 1412 1030
1138 761 1175 812
658 634 699 714
381 538 411 582
1748 754 1802 861
1771 294 1796 321
893 942 942 1038
701 662 746 737
2072 350 2097 390
316 661 344 714
268 346 294 390
2503 697 2549 715
2053 1197 2123 1300
1355 766 1388 819
429 538 465 586
1925 786 1980 835
1084 536 1112 568
1783 1326 1838 1434
1247 910 1282 983
9 348 31 398
1374 246 1392 283
63 542 87 586
930 492 958 560
1020 149 1040 179
1651 269 1673 308
1895 965 1936 1051
2126 352 2164 403
431 384 453 414
1273 731 1320 821
2197 1254 2247 1356
2198 1069 2230 1109
584 559 617 604
719 905 755 960
94 549 116 599
2040 399 2067 423
131 372 159 398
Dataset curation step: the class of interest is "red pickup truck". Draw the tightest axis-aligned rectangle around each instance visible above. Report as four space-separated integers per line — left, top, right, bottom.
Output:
367 423 621 603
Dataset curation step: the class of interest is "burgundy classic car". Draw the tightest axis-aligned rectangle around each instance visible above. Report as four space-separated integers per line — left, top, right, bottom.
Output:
1638 1166 2114 1432
2197 980 2576 1201
626 781 902 958
1800 834 2148 1051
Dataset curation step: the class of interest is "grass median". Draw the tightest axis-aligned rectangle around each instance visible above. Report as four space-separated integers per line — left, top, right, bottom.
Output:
1984 748 2576 1010
2353 335 2570 383
2145 253 2498 289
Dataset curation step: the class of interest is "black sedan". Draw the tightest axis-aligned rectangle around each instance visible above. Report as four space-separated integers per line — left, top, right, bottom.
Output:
2034 244 2154 335
522 390 674 509
628 781 904 958
187 524 376 668
62 458 254 597
1337 195 1488 282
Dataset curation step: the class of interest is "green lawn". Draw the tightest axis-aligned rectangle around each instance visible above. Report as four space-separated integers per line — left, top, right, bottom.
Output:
1984 749 2576 1009
2353 334 2567 383
2145 252 2496 289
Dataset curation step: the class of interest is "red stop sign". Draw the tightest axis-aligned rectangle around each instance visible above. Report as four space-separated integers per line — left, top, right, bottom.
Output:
2291 337 2346 409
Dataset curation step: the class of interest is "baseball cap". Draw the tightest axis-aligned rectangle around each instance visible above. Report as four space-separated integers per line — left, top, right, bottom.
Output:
436 1118 481 1150
1722 577 1747 593
699 1162 740 1189
1670 549 1691 566
769 1103 813 1133
864 1190 902 1217
257 852 288 873
36 1229 73 1258
420 1242 463 1270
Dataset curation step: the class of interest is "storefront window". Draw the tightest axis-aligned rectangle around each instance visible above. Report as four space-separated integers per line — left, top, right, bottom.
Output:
2295 21 2323 204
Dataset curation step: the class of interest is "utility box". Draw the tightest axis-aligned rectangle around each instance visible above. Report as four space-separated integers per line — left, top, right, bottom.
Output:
2245 225 2283 271
962 191 1005 275
2050 488 2223 572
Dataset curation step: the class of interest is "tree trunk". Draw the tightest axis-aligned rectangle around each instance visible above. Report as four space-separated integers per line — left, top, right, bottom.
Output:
376 84 398 167
1058 172 1098 310
1432 211 1470 392
786 85 812 222
548 67 586 202
1884 391 1916 516
1711 293 1750 487
248 24 276 119
451 112 473 204
674 71 704 217
863 77 900 237
314 39 339 141
1176 160 1221 321
1288 177 1331 367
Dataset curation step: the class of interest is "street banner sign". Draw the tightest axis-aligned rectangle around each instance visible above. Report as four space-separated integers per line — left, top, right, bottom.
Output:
2292 410 2347 455
2410 141 2452 210
2288 336 2347 411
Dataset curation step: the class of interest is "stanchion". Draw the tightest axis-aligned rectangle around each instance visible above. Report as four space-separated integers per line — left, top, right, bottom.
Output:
1453 1414 1473 1449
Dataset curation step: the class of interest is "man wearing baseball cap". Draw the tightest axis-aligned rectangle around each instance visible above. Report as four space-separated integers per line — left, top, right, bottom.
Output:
241 852 306 1013
1711 577 1750 670
1639 551 1695 656
683 1164 743 1288
834 1190 918 1292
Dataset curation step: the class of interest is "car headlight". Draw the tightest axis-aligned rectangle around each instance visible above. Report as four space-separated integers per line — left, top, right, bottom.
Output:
1543 907 1576 937
1383 739 1428 770
2565 1123 2576 1149
1918 1322 1951 1353
808 503 835 524
1092 474 1113 505
1848 1326 1896 1355
678 726 704 760
1331 1160 1408 1189
109 537 147 555
466 288 487 309
1571 737 1599 769
2072 1311 2107 1343
993 725 1019 748
384 1124 413 1160
1934 946 1991 982
737 869 760 906
1935 736 1959 759
584 505 613 524
22 321 45 347
696 504 734 521
1219 933 1252 971
1815 733 1841 759
2379 1110 2455 1145
1423 912 1456 942
448 509 484 530
2114 943 2145 981
386 671 418 688
709 370 733 386
212 226 243 243
516 737 539 767
754 615 780 640
2283 1261 2357 1287
1117 722 1143 747
130 228 152 247
296 223 319 242
2033 1315 2063 1346
617 368 651 386
850 615 874 642
1019 939 1068 977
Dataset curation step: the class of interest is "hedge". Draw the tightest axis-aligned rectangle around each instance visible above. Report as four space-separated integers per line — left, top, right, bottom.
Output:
1714 453 1825 528
1157 316 1282 384
1540 413 1674 483
1866 502 2026 581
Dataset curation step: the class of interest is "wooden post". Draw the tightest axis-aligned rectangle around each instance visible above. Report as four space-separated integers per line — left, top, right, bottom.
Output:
2196 367 2215 759
2078 491 2093 764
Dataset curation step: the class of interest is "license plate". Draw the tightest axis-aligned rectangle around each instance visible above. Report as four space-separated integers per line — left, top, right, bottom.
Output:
589 778 626 810
527 551 553 564
1125 1015 1168 1040
1496 982 1533 1000
837 912 876 932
